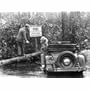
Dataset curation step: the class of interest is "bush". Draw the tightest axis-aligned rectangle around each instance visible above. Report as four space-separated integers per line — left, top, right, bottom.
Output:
0 12 88 59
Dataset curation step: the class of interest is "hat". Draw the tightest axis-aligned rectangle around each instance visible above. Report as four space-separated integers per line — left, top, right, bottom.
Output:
25 24 30 27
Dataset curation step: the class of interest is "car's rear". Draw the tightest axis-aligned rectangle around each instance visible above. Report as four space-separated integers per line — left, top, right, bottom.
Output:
44 44 87 73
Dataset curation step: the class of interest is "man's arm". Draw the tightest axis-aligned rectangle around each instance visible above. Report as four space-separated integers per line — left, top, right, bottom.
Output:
23 30 29 43
23 30 27 41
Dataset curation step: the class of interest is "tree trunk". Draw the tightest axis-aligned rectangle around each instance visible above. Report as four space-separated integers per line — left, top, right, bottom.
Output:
0 51 41 66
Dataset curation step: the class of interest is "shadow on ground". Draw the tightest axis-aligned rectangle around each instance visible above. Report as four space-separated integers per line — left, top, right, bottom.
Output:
0 59 44 77
47 72 84 78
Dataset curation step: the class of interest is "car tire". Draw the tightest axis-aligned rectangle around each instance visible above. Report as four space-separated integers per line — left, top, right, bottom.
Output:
57 51 76 69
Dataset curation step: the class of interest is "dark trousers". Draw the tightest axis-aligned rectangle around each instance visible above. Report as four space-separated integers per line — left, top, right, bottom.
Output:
17 41 25 56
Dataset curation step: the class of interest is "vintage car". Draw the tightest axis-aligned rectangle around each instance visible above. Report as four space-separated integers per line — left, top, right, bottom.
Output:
43 41 87 74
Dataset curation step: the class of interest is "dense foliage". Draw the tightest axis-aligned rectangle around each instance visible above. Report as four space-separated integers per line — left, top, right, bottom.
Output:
0 12 89 59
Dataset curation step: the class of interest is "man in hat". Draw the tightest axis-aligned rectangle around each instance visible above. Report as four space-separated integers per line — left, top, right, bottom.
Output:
16 24 30 56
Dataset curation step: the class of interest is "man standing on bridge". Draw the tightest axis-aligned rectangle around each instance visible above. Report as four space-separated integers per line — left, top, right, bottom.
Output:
16 24 30 56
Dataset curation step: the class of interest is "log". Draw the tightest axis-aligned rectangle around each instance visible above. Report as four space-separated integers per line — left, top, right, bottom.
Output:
0 51 41 66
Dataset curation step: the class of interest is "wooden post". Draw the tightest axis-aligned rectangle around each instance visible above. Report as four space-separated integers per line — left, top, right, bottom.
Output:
35 37 38 51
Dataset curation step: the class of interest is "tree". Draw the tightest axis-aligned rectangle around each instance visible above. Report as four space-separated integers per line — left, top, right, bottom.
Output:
61 12 69 41
0 12 89 59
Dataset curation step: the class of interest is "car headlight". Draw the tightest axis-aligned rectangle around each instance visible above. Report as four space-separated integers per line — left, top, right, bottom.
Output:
45 55 54 61
45 55 55 64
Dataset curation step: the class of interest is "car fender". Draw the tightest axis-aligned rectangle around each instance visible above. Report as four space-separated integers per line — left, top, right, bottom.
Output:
77 54 86 67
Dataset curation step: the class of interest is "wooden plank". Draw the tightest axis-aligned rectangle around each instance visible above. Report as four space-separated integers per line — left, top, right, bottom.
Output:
0 51 41 66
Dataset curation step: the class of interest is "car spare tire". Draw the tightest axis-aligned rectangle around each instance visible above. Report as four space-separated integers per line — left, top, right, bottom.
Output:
57 51 76 69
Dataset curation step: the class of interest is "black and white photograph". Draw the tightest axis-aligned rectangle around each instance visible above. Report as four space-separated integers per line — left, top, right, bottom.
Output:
0 12 89 78
1 0 90 90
